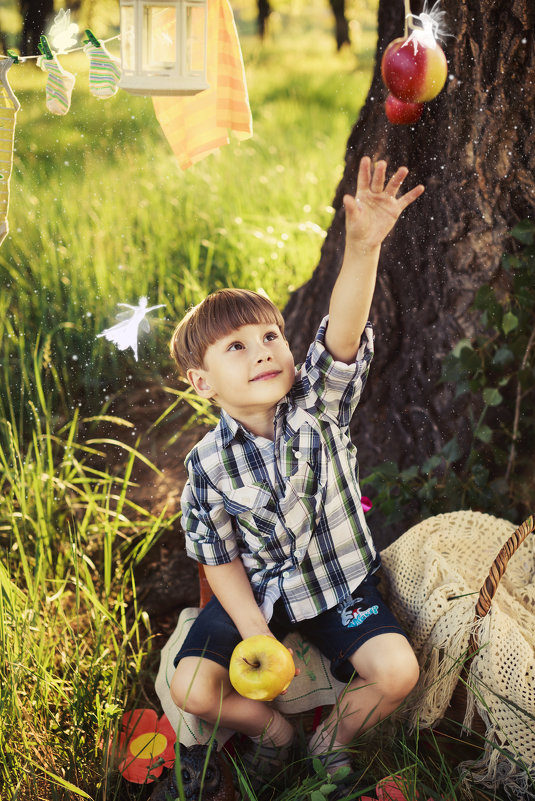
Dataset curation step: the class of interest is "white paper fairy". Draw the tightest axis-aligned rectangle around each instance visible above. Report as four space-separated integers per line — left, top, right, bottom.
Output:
97 297 165 361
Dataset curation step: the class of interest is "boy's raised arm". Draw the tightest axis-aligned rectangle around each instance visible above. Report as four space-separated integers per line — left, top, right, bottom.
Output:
325 157 424 363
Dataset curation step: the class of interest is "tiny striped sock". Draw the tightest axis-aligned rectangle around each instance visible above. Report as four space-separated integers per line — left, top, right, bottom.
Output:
38 56 75 116
85 42 122 99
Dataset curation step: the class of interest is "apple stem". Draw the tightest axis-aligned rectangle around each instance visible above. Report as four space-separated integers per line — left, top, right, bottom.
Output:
242 657 261 669
404 0 413 37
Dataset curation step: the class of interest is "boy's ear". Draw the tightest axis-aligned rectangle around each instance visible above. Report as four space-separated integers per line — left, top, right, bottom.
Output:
187 367 213 399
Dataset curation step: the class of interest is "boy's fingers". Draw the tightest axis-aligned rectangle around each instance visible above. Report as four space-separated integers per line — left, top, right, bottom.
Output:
370 159 387 193
355 155 372 197
385 166 409 196
399 184 425 209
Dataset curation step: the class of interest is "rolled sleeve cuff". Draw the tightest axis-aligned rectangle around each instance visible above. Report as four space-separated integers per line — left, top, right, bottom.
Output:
185 533 240 566
310 315 374 379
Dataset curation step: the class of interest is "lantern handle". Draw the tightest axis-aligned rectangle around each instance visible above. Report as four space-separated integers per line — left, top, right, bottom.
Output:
84 29 102 48
38 35 54 60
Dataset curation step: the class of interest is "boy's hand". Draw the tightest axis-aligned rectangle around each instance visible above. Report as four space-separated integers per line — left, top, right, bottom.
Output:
343 156 425 250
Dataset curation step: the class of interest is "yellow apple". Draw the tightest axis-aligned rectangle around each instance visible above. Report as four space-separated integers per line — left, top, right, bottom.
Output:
229 635 295 701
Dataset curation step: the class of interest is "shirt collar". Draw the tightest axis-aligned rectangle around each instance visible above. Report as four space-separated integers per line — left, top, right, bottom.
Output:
216 396 295 448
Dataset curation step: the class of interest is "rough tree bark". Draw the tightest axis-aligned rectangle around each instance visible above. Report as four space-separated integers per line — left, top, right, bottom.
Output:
284 0 535 499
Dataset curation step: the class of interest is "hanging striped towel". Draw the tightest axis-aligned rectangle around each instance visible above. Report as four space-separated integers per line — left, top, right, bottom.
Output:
0 59 20 247
152 0 252 170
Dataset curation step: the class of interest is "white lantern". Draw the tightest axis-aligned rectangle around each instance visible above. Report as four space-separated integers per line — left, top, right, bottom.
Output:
119 0 209 96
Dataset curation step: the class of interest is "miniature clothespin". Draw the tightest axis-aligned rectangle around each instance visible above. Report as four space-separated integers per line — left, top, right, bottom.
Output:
38 35 54 60
7 50 20 64
84 29 101 48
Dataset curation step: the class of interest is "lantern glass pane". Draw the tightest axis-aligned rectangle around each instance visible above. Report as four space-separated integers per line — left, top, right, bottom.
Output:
143 6 177 72
120 5 135 71
186 4 206 74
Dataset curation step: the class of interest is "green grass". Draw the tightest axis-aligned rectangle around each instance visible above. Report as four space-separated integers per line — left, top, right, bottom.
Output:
1 0 378 420
1 1 532 799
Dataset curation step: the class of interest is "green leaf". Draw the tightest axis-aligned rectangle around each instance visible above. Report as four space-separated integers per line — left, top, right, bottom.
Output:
451 337 473 358
482 387 503 406
422 454 442 474
441 436 462 462
475 424 493 443
511 220 535 245
332 766 352 781
310 791 328 801
492 346 514 366
502 311 518 335
319 783 338 795
400 465 419 481
454 379 470 399
312 758 327 778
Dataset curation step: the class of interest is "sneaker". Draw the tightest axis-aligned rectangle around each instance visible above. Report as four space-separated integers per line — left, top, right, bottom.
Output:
235 736 297 795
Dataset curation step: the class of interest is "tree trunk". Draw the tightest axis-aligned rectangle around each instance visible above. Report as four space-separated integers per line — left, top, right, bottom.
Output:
283 0 535 506
20 0 55 57
257 0 272 39
328 0 350 50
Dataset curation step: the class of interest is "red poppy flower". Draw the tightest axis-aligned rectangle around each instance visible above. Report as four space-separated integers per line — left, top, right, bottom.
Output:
117 709 176 783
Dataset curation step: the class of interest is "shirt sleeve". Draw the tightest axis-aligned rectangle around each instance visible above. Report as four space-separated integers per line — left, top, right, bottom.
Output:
181 457 240 566
294 315 374 429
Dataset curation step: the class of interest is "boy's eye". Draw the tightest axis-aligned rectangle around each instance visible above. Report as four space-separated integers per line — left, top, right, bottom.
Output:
264 331 278 342
227 342 244 351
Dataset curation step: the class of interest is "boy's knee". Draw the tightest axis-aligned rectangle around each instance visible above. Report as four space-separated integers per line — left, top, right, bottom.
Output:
376 651 419 701
170 661 227 718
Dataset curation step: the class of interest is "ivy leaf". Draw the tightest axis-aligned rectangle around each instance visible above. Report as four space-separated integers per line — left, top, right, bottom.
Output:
482 387 503 406
502 311 518 335
475 424 493 443
493 346 514 366
441 436 462 462
511 220 535 245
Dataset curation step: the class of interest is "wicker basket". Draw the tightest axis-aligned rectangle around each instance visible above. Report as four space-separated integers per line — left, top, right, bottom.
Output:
446 513 535 732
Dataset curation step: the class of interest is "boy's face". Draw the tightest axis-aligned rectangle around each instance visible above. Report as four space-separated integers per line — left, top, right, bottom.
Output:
187 322 295 424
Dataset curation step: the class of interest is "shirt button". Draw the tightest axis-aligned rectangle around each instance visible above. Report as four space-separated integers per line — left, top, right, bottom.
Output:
294 450 302 458
283 570 290 578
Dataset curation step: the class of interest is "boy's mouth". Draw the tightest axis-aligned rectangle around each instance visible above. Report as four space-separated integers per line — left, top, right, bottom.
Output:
250 370 282 382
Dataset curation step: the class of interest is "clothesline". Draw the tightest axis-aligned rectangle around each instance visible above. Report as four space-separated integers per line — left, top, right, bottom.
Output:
0 34 121 62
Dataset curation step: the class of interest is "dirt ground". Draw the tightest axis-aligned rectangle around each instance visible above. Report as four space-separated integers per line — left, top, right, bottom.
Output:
88 379 212 636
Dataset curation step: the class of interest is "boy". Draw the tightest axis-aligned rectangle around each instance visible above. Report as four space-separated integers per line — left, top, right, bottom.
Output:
169 157 424 781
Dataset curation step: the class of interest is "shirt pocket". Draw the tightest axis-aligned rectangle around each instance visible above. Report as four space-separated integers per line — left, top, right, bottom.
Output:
278 461 323 536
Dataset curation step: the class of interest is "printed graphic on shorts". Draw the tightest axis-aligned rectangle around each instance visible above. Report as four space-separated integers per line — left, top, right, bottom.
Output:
337 595 379 628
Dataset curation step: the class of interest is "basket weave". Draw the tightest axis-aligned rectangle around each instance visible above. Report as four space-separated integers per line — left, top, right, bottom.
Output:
380 510 535 798
448 514 534 732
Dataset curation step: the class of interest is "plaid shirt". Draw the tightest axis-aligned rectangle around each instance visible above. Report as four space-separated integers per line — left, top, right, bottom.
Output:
181 316 378 624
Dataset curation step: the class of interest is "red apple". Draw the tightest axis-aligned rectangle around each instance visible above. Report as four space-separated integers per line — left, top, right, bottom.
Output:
385 93 424 125
229 635 295 701
381 35 447 103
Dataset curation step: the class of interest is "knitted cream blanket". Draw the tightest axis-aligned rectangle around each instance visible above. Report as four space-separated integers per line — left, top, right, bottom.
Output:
380 510 535 799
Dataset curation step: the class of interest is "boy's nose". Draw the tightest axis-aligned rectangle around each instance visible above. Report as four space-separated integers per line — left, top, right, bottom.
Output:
256 345 271 362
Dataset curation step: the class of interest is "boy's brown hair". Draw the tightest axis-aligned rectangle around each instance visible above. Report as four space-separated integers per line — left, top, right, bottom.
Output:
170 288 285 377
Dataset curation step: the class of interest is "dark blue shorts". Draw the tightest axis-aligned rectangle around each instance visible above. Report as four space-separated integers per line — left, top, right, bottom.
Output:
173 573 407 683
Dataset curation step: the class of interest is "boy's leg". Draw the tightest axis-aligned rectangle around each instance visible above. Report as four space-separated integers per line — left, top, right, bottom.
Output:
171 655 293 744
309 632 419 758
171 596 294 748
303 574 419 766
